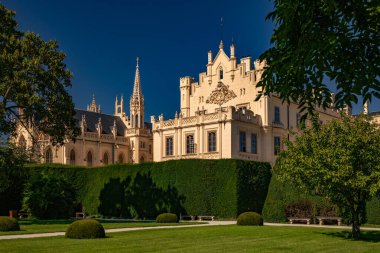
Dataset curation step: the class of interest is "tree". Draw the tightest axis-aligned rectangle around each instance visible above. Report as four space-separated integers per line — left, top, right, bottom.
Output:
22 172 77 219
257 1 379 119
275 114 380 239
0 145 28 215
0 4 79 145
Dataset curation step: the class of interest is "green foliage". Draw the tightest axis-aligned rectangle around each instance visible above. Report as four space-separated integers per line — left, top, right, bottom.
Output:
0 4 78 144
257 0 379 117
156 213 178 223
0 145 28 215
22 171 77 219
0 216 20 231
285 200 314 219
25 159 271 220
236 212 263 226
275 114 380 238
65 219 105 239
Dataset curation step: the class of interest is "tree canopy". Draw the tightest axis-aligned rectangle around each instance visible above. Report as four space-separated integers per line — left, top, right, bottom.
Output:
275 114 380 238
0 4 79 145
257 0 380 118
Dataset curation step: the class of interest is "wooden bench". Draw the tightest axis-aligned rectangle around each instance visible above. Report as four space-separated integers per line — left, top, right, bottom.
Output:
180 215 196 221
75 212 85 219
316 216 342 226
18 211 29 219
198 215 215 221
287 217 311 225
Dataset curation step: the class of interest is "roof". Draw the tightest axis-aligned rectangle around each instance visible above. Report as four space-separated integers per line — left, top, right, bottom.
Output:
75 109 127 136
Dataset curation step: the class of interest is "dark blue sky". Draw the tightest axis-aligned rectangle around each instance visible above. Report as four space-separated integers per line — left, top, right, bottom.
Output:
3 0 376 118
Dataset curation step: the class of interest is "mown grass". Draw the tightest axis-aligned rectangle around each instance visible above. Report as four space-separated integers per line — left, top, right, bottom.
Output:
1 225 380 253
0 219 197 235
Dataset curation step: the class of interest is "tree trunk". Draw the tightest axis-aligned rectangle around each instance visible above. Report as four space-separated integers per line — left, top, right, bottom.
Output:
351 210 361 239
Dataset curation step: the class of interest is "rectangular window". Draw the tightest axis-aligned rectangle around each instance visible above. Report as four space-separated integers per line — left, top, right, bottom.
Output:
208 132 217 152
239 131 246 152
165 137 173 156
274 136 281 155
186 135 195 154
251 134 257 154
274 106 280 123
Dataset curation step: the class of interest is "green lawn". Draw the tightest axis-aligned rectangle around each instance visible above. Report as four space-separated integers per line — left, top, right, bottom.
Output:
1 225 380 252
0 219 198 235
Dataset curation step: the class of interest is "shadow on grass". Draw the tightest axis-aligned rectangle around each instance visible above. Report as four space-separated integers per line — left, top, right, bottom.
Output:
322 230 380 242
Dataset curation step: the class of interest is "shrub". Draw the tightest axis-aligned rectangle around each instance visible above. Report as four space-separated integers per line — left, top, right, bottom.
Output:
237 212 263 226
156 213 178 223
0 217 20 231
65 219 105 239
285 200 314 219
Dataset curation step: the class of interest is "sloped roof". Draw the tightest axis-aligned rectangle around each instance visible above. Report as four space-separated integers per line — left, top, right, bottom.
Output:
75 109 127 136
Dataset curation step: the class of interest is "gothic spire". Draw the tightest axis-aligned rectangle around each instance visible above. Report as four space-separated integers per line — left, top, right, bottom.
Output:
132 57 143 98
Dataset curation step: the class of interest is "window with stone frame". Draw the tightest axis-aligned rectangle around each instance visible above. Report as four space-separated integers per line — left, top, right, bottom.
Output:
186 134 195 154
166 137 173 156
208 131 217 152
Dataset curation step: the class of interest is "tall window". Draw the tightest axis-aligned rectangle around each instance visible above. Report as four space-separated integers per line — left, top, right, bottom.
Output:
19 135 26 148
251 134 257 154
186 135 195 154
274 106 280 123
70 149 75 165
103 152 109 165
118 153 124 163
219 67 223 80
274 137 281 155
166 137 173 156
239 131 246 152
45 148 53 163
208 132 216 152
296 113 300 128
87 151 93 167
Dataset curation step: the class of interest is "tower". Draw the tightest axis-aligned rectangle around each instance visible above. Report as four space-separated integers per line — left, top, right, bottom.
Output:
130 57 144 128
87 94 100 113
114 95 124 117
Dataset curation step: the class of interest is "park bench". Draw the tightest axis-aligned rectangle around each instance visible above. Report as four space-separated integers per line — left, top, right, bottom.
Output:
198 215 215 221
316 216 342 226
180 215 196 221
287 217 311 225
75 212 85 219
18 211 29 219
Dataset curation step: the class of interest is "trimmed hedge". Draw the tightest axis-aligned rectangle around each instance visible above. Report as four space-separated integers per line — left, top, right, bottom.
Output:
237 212 263 226
263 174 380 224
156 213 178 223
0 217 20 231
26 159 272 220
65 219 105 239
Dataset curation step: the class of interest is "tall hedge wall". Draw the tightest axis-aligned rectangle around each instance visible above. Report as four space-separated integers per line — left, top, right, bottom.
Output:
263 174 380 224
26 159 272 219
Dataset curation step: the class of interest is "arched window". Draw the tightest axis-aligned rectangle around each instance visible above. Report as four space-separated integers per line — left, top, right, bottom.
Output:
186 135 195 154
87 151 93 167
70 149 76 165
140 156 145 163
103 152 109 165
219 67 223 80
208 132 217 152
45 148 53 163
19 135 26 148
135 114 139 128
118 153 124 163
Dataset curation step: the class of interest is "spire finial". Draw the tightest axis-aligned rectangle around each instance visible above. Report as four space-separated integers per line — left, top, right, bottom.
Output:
219 40 224 50
136 57 139 67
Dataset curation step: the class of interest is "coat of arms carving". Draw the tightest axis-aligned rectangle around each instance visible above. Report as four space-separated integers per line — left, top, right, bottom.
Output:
206 81 237 106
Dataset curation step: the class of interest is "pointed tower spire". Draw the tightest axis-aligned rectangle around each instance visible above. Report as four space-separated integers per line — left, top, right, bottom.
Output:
130 57 145 128
88 94 100 113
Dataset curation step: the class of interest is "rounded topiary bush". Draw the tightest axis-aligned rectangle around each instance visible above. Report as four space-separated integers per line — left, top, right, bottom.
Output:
156 213 178 223
65 219 105 239
237 212 263 226
0 217 20 231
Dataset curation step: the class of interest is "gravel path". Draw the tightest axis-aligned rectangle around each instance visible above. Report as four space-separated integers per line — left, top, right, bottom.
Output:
1 221 379 241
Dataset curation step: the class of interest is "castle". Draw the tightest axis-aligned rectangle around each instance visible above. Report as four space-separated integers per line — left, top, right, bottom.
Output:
16 58 153 166
16 41 356 166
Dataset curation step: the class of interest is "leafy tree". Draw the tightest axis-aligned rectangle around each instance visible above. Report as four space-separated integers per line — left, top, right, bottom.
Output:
257 1 379 118
0 4 79 145
0 145 28 215
275 114 380 238
22 172 77 219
